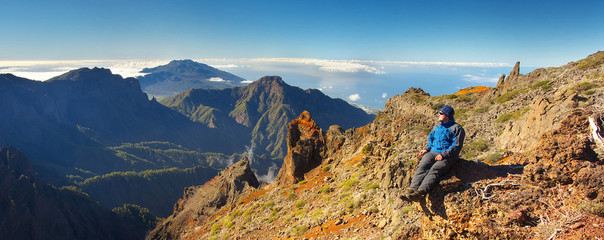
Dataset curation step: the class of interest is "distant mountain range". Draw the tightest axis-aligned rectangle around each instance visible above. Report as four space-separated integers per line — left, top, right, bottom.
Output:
138 59 247 98
161 75 376 170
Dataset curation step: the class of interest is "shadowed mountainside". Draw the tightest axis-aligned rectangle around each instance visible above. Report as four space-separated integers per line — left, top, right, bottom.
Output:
0 147 155 240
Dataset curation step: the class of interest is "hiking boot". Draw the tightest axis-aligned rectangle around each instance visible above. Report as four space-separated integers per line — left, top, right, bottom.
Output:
407 189 427 202
402 188 417 201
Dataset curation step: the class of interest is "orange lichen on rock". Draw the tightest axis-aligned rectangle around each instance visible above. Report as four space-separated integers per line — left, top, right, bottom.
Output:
295 171 331 194
454 86 492 95
345 154 366 166
303 214 369 239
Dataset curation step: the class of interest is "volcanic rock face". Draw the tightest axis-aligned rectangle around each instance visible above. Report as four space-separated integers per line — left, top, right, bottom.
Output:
275 111 327 185
147 157 259 240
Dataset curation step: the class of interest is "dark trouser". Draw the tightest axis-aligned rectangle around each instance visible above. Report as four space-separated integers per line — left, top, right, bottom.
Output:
409 151 457 193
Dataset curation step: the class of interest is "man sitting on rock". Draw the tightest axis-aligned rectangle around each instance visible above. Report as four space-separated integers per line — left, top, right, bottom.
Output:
404 105 465 202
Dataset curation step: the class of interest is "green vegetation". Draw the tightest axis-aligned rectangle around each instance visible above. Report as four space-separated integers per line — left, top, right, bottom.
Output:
455 108 469 121
472 105 490 114
321 165 331 172
531 80 553 92
112 204 160 230
576 51 604 70
495 107 530 123
578 201 604 216
483 152 504 164
78 166 218 217
573 82 599 94
110 141 229 169
312 209 324 219
320 185 332 194
400 206 414 215
493 89 525 104
340 178 359 191
364 182 380 191
462 138 490 159
293 225 309 237
431 102 445 111
294 200 306 209
362 144 373 154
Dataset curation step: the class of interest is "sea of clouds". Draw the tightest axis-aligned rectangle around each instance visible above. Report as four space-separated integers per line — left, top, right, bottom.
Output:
0 58 530 109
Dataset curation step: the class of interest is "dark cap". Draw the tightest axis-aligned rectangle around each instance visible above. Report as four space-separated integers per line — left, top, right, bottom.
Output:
440 105 455 119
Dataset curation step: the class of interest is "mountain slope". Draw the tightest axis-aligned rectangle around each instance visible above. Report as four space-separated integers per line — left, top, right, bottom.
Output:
138 59 246 98
161 76 375 165
0 147 154 240
149 52 604 239
0 68 246 185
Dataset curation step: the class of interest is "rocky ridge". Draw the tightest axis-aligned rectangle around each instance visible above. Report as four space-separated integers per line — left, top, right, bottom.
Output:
148 52 604 239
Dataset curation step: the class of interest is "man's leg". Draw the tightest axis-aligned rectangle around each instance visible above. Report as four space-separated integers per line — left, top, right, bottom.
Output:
417 157 457 193
409 152 439 190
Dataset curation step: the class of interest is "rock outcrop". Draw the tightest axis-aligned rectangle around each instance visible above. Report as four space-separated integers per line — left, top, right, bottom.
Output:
147 157 259 240
275 111 327 185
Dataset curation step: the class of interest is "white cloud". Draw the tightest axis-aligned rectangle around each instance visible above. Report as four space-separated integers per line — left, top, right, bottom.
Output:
348 94 361 101
382 93 388 98
210 64 239 69
241 80 254 84
462 74 500 83
244 58 385 74
208 77 226 82
0 60 169 80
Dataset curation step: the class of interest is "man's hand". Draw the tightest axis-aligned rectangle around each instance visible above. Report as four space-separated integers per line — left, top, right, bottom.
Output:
419 149 427 157
435 154 443 161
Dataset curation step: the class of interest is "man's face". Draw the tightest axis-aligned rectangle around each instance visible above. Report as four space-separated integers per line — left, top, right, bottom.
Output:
438 112 450 122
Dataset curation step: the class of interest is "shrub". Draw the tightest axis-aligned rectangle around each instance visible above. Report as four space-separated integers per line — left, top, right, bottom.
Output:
495 107 530 123
401 206 414 215
472 105 490 114
294 200 306 209
576 51 604 70
362 144 373 155
531 80 553 91
431 102 445 110
483 152 503 164
493 89 523 104
321 165 331 172
465 139 489 152
293 225 308 236
578 201 604 216
312 210 323 219
364 183 380 191
340 178 359 191
319 185 332 194
573 82 599 94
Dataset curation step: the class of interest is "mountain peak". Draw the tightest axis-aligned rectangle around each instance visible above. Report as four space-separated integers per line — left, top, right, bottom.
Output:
138 59 246 97
47 67 115 82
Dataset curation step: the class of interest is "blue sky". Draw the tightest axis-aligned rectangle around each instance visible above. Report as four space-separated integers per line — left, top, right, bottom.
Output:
1 0 603 108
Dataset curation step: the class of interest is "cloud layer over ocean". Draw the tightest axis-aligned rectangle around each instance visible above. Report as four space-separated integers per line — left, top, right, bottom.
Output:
0 58 523 108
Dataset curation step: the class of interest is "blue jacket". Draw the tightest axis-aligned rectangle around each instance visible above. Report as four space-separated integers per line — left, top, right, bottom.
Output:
425 120 465 159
